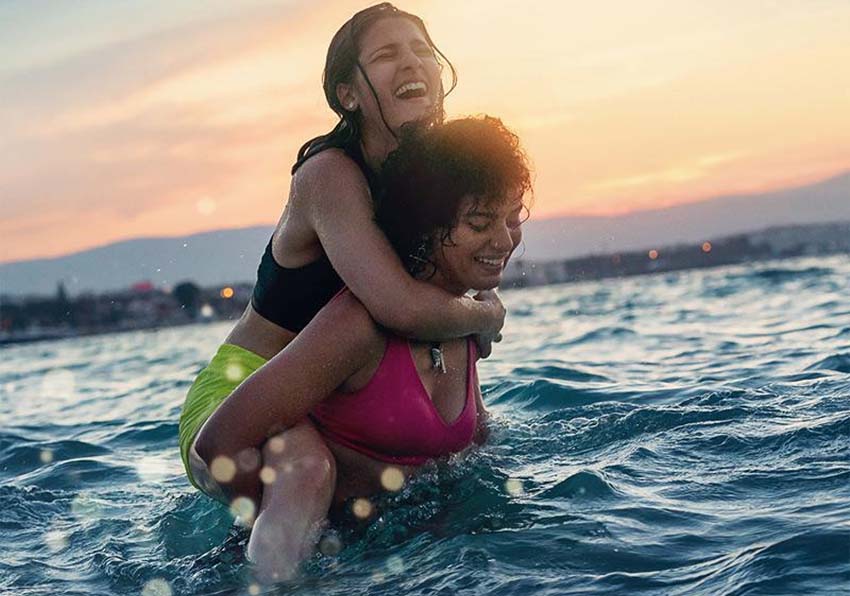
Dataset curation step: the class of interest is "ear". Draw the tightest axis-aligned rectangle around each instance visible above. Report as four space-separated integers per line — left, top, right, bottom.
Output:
336 83 358 112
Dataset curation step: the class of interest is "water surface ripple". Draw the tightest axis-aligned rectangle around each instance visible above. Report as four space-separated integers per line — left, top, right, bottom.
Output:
1 255 848 595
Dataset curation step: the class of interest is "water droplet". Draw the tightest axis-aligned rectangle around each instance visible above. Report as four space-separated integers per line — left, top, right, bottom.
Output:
210 456 237 483
39 449 54 464
380 467 405 492
352 498 372 519
259 466 277 485
505 478 524 496
141 578 172 596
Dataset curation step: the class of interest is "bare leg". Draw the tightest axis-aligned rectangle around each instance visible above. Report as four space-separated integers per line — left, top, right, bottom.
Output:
247 420 337 584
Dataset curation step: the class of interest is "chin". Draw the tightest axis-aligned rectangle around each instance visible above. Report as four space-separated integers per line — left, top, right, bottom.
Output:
395 99 434 124
470 275 502 291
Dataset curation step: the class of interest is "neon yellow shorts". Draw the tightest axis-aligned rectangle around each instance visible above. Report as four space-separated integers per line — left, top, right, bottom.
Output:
178 343 268 489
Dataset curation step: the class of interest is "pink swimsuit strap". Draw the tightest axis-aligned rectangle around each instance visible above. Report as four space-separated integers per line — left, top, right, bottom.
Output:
310 334 478 466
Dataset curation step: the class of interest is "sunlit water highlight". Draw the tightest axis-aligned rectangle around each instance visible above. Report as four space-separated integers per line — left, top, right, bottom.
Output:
1 255 849 595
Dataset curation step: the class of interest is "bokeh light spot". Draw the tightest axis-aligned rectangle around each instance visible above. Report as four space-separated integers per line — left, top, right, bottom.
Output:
247 584 261 596
386 555 405 575
352 498 372 519
224 361 245 382
318 533 343 556
236 448 260 472
210 456 237 483
141 578 173 596
259 466 277 485
505 478 524 496
44 529 68 552
135 453 183 483
648 249 659 260
70 493 102 520
267 436 285 454
200 304 215 318
220 286 234 299
229 496 256 527
39 449 54 464
196 197 217 215
380 466 405 492
702 241 712 253
41 368 76 400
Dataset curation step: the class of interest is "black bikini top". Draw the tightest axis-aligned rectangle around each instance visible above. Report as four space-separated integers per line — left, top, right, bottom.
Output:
251 142 382 332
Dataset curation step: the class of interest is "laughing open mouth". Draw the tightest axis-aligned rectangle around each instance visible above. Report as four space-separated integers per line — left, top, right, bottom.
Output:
394 81 428 99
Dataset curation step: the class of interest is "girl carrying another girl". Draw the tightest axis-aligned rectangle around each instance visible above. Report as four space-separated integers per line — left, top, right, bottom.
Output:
197 116 531 581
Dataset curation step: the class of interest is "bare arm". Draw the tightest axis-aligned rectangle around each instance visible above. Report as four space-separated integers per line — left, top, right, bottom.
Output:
297 150 504 343
194 294 382 463
472 354 490 444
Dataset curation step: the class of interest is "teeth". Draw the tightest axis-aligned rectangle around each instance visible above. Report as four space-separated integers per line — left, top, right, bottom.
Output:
394 81 427 97
475 257 503 267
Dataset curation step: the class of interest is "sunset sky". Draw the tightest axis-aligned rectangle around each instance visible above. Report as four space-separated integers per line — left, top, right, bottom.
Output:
2 0 849 264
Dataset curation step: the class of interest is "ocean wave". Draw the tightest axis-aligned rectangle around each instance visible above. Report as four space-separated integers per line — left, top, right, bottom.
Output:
806 352 850 373
2 254 848 595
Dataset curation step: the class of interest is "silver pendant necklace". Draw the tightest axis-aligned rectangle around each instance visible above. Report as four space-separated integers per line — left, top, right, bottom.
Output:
430 342 446 373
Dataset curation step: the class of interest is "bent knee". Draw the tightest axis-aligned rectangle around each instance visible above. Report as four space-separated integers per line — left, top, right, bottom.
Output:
188 441 228 502
262 424 336 488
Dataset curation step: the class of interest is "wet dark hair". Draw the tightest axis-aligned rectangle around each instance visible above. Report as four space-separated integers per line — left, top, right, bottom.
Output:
376 116 532 276
292 3 456 174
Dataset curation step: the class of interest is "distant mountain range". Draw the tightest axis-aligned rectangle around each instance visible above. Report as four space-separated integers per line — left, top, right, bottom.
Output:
2 171 848 297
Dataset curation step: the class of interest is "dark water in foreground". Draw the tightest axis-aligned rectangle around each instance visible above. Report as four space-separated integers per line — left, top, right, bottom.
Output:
1 255 849 596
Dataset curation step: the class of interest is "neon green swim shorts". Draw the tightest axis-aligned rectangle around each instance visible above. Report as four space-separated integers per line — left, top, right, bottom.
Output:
178 343 268 489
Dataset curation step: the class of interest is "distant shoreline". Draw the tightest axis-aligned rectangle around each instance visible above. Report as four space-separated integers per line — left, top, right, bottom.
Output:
502 221 849 288
3 229 847 347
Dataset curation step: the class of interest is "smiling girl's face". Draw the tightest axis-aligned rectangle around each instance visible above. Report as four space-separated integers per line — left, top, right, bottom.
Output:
430 194 526 295
339 17 443 136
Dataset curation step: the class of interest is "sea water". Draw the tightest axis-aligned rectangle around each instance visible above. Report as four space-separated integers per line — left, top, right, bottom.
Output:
1 254 848 596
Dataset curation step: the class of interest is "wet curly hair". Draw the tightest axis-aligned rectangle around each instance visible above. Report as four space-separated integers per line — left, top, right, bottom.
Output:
376 116 532 276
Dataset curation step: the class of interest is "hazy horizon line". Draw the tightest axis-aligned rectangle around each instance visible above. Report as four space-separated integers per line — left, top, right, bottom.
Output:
3 167 847 267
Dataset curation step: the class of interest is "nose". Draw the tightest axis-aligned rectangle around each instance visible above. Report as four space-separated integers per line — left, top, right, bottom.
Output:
490 220 514 252
399 46 424 71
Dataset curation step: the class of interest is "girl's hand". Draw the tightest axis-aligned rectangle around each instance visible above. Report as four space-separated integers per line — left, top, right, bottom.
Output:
472 290 505 359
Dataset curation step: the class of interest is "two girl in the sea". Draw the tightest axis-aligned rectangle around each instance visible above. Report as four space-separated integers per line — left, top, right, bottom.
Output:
177 3 531 582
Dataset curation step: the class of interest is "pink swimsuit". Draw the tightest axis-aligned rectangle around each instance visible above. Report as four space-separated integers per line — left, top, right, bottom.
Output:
310 335 479 466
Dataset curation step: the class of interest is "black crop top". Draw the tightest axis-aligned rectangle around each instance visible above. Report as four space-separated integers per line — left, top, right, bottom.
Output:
251 142 382 332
